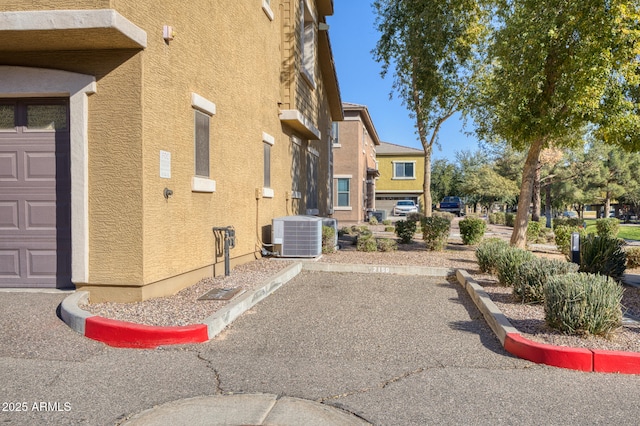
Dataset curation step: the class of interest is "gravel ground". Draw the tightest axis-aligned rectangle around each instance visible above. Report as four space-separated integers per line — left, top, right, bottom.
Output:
81 221 640 353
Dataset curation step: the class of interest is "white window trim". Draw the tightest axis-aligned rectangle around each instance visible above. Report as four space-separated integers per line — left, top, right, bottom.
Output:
262 132 275 196
335 176 351 208
392 160 417 180
191 92 216 192
262 0 275 20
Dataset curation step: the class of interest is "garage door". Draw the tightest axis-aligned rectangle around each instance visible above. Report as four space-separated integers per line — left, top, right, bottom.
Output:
0 99 71 288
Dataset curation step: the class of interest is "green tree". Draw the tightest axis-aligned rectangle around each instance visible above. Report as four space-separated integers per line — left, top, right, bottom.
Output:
584 139 640 217
431 159 461 205
473 0 640 248
373 0 489 216
459 164 519 211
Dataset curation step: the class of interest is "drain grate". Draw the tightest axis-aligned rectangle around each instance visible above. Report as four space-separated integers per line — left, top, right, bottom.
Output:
198 287 244 301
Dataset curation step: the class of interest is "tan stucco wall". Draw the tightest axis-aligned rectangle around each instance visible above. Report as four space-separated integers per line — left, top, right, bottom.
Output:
0 0 338 301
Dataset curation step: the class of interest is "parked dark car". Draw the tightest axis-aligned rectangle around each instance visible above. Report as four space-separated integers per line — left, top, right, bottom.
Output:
438 196 464 216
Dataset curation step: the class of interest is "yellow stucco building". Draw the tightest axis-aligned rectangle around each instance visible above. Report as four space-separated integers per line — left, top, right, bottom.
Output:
375 142 425 216
0 1 343 302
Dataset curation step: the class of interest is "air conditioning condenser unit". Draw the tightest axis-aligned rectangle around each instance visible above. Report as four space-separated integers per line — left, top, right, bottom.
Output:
272 216 322 257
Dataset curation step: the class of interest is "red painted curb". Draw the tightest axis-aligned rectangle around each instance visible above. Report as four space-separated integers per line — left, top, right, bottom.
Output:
504 333 593 372
85 316 209 349
593 349 640 374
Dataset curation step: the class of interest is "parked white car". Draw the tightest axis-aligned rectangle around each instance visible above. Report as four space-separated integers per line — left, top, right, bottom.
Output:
393 200 418 216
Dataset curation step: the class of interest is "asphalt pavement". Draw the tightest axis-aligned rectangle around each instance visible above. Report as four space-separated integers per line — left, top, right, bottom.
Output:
3 271 640 425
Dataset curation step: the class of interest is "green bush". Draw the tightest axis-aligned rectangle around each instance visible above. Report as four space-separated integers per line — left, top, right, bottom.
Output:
544 273 623 336
406 212 424 223
356 234 378 252
489 212 506 225
595 218 619 238
495 247 536 287
421 216 451 251
513 258 578 303
459 217 486 245
553 217 583 229
433 211 456 222
526 220 542 244
368 215 379 225
554 225 585 257
475 238 510 274
505 212 516 227
384 226 395 232
395 219 417 244
579 235 627 282
382 219 392 226
377 238 398 252
322 226 336 254
627 247 640 269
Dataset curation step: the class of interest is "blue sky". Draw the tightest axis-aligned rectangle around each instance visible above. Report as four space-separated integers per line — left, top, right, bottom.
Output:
326 2 480 162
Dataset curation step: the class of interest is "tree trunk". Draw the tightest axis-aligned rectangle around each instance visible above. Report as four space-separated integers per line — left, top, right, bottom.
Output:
605 192 611 218
545 184 552 228
510 138 545 248
423 152 432 217
532 161 541 222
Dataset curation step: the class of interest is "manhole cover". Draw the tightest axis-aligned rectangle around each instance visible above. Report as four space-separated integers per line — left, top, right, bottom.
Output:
198 287 244 301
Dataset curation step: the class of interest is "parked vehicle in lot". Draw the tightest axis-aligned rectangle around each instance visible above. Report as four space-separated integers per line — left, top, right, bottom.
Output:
562 211 578 218
438 196 464 216
393 200 418 216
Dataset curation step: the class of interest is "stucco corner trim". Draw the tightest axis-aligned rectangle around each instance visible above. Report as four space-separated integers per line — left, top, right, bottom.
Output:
191 93 216 116
192 176 216 193
279 109 321 140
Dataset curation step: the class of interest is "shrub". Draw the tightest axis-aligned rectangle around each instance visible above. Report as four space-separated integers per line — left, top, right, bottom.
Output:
421 216 451 251
459 217 486 245
382 219 392 226
407 212 423 223
395 219 417 244
433 211 456 222
495 247 536 287
579 235 627 282
627 247 640 269
384 226 395 232
553 217 583 229
368 215 379 225
544 273 623 336
513 258 578 303
505 212 516 227
526 220 542 244
595 218 619 238
356 234 378 252
322 226 336 254
489 212 506 225
554 225 585 257
377 238 398 252
475 238 510 274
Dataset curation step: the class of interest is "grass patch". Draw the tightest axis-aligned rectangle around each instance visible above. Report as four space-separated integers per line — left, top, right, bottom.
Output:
583 219 640 241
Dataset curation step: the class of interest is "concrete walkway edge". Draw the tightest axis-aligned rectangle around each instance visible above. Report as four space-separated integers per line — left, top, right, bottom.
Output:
455 269 640 374
60 262 640 374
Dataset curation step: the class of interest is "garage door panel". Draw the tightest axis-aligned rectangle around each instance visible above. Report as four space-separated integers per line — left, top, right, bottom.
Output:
24 151 56 181
25 201 56 230
0 152 18 180
0 250 20 278
27 249 57 278
0 201 19 230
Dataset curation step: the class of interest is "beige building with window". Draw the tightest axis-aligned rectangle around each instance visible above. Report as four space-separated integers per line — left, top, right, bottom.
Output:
0 1 343 302
331 103 380 224
375 142 425 216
